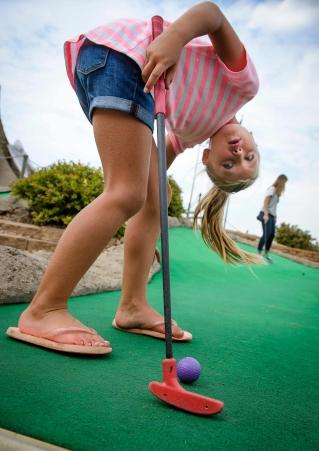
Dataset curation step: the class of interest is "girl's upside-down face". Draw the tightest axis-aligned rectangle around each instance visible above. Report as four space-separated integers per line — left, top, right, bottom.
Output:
203 123 259 182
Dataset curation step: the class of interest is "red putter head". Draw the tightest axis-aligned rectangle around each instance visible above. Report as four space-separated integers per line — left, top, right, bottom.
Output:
149 359 224 416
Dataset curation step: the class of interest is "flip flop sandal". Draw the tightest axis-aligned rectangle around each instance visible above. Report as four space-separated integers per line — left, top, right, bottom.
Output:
6 326 112 355
112 319 192 341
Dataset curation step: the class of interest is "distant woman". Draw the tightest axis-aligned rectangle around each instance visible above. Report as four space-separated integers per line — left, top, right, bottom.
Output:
257 174 288 262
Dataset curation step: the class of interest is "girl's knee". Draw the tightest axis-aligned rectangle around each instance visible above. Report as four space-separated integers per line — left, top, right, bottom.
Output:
126 193 146 217
105 188 146 218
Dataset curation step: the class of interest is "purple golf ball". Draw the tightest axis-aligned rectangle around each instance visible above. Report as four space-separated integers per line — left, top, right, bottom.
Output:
177 357 201 384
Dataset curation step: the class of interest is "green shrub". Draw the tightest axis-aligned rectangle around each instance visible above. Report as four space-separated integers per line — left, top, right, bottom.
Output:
11 161 183 237
168 176 184 218
276 222 319 251
12 161 104 227
115 224 126 239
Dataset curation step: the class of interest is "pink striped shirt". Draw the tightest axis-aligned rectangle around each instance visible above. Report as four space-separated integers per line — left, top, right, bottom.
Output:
64 19 259 155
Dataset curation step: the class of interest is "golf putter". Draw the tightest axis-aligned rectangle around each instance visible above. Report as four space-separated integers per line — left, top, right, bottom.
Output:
148 16 224 416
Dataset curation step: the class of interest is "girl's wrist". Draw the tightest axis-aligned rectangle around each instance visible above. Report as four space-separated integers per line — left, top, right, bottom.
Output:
165 27 188 49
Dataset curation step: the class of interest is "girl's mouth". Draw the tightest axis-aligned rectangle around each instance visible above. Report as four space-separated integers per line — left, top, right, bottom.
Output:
228 138 241 145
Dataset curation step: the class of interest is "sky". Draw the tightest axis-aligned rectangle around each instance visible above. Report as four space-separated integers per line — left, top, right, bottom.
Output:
0 0 318 241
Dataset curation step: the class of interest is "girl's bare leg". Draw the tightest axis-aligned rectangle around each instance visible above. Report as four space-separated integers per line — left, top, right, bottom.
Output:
114 140 185 338
18 110 152 347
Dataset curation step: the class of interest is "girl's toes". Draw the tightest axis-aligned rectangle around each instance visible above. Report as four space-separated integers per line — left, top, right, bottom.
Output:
172 326 182 338
93 340 109 347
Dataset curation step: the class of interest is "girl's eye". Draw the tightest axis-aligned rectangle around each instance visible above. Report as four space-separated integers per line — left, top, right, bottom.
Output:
246 153 255 161
223 161 234 169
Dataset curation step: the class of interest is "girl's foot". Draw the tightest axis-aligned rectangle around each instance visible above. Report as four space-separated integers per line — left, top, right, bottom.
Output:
17 305 110 348
113 304 192 340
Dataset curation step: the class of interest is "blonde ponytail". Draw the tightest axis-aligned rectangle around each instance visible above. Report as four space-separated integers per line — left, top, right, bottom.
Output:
193 183 263 265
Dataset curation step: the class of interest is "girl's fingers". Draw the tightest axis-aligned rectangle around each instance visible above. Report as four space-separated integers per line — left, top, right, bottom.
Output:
141 60 153 83
143 62 166 93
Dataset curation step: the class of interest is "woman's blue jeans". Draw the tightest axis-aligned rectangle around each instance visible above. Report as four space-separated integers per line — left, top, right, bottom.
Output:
258 214 276 252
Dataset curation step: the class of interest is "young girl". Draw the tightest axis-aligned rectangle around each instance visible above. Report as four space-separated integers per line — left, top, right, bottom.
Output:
7 2 261 354
257 174 288 262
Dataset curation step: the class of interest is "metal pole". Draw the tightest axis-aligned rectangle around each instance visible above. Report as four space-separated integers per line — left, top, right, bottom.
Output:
156 113 173 359
20 154 28 178
152 15 173 359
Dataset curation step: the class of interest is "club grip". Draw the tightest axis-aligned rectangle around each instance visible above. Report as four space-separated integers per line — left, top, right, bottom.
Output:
152 15 163 40
151 16 166 115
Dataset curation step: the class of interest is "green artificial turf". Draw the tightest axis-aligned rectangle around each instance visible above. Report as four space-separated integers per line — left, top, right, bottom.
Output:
0 228 318 451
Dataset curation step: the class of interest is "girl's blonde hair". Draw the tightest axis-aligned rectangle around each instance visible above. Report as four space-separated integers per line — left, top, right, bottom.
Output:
273 174 288 196
193 167 262 265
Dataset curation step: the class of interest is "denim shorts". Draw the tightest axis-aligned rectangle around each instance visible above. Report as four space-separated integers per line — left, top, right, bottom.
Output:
74 40 155 132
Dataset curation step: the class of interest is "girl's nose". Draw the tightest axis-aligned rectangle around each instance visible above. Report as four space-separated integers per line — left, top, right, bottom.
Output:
232 147 242 155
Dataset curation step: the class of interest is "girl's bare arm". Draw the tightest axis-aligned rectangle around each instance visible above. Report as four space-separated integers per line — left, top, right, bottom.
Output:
143 2 245 92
